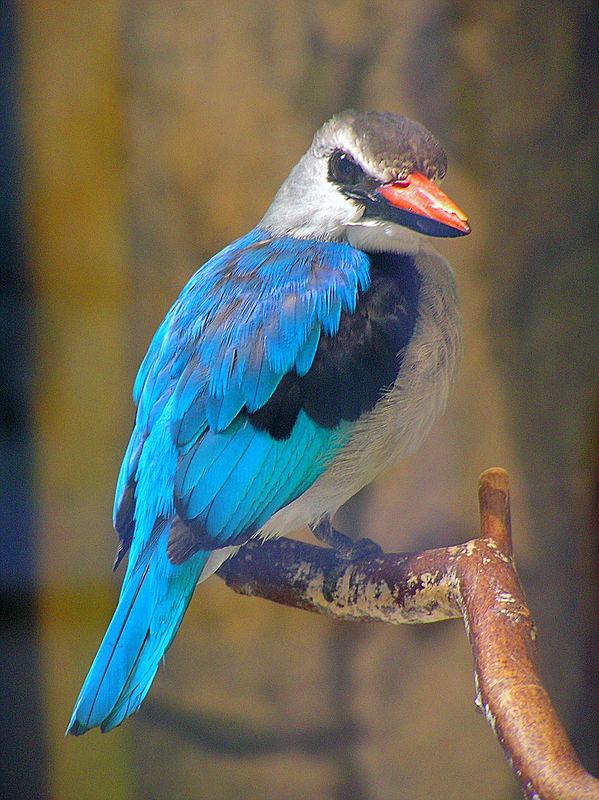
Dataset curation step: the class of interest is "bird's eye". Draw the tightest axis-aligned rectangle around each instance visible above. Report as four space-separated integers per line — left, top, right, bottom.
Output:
328 150 364 185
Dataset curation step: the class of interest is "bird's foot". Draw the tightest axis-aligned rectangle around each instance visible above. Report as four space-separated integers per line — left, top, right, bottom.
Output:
345 536 385 561
310 518 384 602
310 516 384 560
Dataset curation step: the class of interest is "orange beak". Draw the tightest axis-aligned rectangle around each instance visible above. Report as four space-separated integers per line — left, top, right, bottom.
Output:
377 172 470 237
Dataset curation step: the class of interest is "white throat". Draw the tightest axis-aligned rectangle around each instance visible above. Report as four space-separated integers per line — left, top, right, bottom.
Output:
344 218 423 255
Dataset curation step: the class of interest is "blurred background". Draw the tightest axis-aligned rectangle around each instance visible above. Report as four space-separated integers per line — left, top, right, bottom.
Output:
1 1 597 798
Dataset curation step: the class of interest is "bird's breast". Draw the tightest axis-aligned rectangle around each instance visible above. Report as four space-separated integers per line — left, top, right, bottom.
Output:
260 245 462 537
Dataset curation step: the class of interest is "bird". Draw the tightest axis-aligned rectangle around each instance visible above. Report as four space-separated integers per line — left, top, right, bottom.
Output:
68 110 470 735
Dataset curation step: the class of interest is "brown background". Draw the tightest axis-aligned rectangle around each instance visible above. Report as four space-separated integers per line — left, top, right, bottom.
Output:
11 1 598 798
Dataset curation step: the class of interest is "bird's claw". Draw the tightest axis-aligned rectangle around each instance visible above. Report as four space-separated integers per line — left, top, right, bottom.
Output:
345 536 384 561
317 536 385 603
310 518 384 562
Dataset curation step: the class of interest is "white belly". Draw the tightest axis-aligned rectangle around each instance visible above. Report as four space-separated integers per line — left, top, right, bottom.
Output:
259 244 462 540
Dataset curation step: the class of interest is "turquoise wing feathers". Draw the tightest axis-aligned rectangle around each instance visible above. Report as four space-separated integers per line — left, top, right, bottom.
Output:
113 227 370 559
69 229 370 735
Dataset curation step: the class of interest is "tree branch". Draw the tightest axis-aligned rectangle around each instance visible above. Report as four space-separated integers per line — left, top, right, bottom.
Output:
218 468 599 800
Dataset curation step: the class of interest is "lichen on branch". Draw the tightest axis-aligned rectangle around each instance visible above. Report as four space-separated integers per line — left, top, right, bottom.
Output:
219 468 599 800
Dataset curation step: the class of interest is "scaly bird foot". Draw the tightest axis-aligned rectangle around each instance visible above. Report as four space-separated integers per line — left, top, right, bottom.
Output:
310 516 384 560
309 517 385 601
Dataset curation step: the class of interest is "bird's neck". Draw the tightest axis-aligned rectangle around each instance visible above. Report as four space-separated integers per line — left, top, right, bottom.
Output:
258 218 424 258
343 219 423 256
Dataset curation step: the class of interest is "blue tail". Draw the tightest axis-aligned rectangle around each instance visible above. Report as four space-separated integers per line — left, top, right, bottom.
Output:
67 525 209 735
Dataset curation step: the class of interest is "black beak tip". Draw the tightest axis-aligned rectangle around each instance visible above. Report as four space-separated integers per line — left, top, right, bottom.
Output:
363 198 471 238
409 213 471 238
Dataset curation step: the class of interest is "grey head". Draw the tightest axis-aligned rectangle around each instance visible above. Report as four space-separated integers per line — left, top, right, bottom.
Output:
261 110 468 254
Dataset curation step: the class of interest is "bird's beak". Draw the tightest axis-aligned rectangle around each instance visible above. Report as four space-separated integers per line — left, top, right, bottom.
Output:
376 172 470 237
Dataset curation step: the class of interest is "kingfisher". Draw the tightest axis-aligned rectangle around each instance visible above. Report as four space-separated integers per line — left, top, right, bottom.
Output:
68 110 469 735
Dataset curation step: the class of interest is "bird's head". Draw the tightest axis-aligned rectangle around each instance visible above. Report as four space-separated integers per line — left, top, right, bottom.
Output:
261 110 470 254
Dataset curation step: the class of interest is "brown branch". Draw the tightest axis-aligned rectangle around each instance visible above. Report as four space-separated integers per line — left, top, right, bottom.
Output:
218 468 599 800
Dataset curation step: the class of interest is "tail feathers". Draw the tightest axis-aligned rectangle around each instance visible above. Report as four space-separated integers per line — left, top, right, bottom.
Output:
67 528 209 735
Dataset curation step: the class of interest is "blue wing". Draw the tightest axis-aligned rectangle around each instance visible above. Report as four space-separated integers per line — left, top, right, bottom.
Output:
113 227 371 562
69 232 421 734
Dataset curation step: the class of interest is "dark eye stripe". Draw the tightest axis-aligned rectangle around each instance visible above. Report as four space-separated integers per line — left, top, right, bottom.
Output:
328 150 365 185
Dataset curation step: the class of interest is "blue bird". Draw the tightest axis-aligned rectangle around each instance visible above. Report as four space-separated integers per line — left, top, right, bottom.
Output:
68 110 470 734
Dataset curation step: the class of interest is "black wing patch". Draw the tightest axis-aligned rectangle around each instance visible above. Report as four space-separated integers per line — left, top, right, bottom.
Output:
247 251 420 439
116 250 420 567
